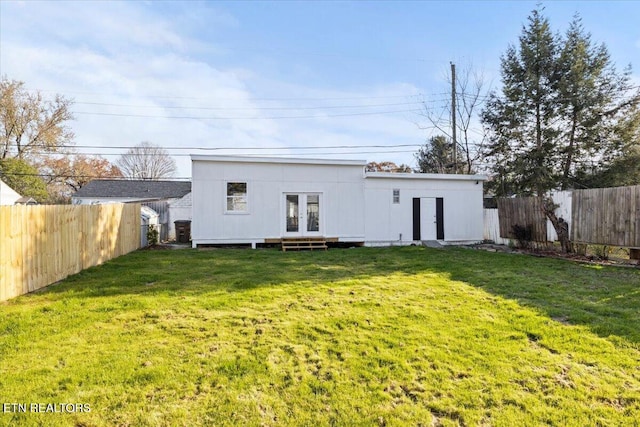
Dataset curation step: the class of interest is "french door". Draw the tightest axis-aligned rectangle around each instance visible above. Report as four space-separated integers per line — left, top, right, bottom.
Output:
284 193 322 236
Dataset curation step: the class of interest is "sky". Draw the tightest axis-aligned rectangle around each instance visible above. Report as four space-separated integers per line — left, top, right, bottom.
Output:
1 0 639 179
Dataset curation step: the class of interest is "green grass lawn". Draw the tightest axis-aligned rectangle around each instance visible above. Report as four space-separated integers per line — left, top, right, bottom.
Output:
1 246 640 426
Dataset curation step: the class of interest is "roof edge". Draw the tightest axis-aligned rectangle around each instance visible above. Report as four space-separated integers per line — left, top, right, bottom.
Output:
79 178 191 183
365 172 487 181
191 154 367 166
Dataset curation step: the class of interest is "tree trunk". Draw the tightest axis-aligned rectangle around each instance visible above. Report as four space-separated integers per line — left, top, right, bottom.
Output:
562 111 578 190
541 196 573 253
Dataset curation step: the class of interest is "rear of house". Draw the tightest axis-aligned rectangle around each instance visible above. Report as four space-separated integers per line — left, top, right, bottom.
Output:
191 155 485 248
191 156 366 247
364 172 485 245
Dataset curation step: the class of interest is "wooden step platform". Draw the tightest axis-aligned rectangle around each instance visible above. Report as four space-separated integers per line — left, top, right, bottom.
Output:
281 237 328 252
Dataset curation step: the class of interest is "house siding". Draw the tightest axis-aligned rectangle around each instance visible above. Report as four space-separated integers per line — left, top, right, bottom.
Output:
363 176 484 245
191 156 485 247
191 158 366 245
0 180 22 205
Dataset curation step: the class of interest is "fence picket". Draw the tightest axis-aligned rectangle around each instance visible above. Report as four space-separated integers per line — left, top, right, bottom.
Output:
0 204 141 301
571 185 640 247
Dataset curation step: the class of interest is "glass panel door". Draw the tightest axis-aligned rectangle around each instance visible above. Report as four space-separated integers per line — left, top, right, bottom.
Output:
286 195 299 232
284 193 321 236
306 194 319 232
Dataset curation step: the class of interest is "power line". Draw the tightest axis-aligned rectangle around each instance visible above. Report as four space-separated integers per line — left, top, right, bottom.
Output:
72 108 423 120
1 143 428 162
0 149 421 181
3 144 426 162
73 100 427 111
36 88 429 102
460 84 640 103
22 150 422 158
0 171 192 181
274 149 418 156
68 143 423 151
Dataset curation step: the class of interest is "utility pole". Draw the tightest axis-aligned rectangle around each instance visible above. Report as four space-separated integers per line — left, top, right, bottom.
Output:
451 62 457 174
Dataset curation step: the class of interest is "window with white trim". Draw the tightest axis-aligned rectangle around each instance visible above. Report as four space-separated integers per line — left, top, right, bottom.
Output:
392 189 400 204
226 182 247 212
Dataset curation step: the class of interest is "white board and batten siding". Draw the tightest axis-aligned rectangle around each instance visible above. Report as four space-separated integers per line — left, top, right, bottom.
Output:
365 173 486 245
0 180 23 205
191 155 486 247
191 156 366 247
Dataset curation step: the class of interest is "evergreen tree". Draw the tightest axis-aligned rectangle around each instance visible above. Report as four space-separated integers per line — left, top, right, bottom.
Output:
415 135 467 174
482 8 560 197
483 9 640 195
481 8 640 251
0 158 48 202
556 16 640 190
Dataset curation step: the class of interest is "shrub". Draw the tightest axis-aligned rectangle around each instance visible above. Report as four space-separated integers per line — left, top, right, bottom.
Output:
512 224 533 249
147 224 159 246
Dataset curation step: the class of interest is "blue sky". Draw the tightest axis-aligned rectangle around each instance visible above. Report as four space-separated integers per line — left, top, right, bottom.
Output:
1 1 639 178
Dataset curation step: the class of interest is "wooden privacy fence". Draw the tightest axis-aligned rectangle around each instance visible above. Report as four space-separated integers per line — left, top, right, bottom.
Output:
572 185 640 247
0 203 141 301
497 197 547 241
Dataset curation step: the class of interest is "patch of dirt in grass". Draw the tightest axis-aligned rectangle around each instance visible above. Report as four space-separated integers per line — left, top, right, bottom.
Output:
144 243 191 250
552 315 571 325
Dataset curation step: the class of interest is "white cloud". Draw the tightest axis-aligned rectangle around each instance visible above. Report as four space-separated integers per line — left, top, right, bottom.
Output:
0 1 428 177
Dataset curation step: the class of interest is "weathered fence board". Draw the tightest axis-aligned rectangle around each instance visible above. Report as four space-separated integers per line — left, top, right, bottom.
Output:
572 185 640 247
497 197 547 241
0 204 141 301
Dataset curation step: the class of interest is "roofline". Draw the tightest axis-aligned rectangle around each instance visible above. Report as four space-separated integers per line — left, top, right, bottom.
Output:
191 154 368 167
365 172 487 181
80 178 191 183
70 197 167 202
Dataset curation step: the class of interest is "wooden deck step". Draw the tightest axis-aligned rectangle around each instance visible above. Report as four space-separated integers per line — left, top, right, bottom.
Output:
281 237 328 252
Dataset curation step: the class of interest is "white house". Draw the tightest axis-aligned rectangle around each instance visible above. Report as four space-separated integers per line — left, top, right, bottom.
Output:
0 180 22 205
140 205 161 246
191 155 486 248
364 172 485 245
72 180 191 241
0 180 36 205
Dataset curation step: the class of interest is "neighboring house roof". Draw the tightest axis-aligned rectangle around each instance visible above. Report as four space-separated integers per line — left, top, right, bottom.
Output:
73 180 191 200
15 196 38 205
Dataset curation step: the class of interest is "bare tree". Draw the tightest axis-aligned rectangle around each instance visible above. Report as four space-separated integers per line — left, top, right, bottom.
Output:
0 78 74 160
419 63 488 174
116 141 176 180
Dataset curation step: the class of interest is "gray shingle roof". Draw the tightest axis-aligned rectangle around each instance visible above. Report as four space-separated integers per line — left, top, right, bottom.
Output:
73 180 191 199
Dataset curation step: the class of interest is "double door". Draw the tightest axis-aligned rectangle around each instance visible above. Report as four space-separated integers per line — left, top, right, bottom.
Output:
285 193 321 236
